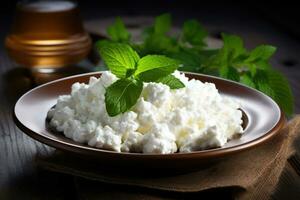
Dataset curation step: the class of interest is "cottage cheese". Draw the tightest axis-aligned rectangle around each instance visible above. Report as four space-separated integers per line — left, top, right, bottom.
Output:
47 71 243 154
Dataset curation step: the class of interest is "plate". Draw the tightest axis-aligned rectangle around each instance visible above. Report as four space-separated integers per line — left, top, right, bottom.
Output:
13 72 285 170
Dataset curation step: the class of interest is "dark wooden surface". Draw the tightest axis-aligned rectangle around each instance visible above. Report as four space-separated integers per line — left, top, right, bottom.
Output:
1 5 300 199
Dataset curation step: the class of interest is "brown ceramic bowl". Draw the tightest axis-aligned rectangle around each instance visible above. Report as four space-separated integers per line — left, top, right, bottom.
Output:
13 72 285 170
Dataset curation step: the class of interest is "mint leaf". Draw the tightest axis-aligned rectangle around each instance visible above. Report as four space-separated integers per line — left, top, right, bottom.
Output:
155 75 185 89
267 70 294 116
182 19 207 47
207 34 245 68
255 60 271 69
222 33 246 62
139 13 176 55
142 34 176 55
240 45 276 75
167 48 204 72
257 81 275 98
246 45 276 63
253 69 294 116
97 43 139 78
253 70 274 96
220 65 240 82
222 33 245 53
135 55 179 81
154 13 171 34
107 17 131 42
140 13 171 39
240 74 255 88
105 79 143 116
141 26 154 39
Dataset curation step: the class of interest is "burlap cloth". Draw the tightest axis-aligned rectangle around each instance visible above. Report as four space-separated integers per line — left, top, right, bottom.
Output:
36 116 300 199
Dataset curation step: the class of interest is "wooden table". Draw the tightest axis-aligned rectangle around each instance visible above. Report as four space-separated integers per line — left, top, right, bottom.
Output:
1 12 300 199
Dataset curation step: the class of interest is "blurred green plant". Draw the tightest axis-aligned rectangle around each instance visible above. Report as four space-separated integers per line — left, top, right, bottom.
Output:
96 13 294 116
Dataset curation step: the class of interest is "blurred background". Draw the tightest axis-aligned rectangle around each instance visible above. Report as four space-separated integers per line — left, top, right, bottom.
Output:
2 0 300 36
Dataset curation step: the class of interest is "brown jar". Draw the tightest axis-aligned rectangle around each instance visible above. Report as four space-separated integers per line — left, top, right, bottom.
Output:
5 1 91 71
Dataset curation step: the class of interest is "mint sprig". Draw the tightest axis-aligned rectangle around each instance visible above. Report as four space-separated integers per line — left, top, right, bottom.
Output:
139 13 177 55
254 69 294 115
107 17 131 43
97 42 185 116
182 19 208 48
97 14 294 116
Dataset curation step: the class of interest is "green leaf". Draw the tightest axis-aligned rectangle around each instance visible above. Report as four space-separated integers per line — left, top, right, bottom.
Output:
257 81 275 98
139 13 175 55
221 33 246 60
246 63 257 76
107 17 131 42
222 33 245 53
253 70 274 96
253 69 294 116
266 70 294 116
167 48 204 72
208 34 246 69
155 74 185 89
198 49 220 57
154 13 171 34
246 45 276 63
182 19 208 47
105 79 143 116
240 74 255 88
220 66 240 82
141 26 154 39
255 60 271 69
142 34 176 55
97 42 140 78
135 55 180 81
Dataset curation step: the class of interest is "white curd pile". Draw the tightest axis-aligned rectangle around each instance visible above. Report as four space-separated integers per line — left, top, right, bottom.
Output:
47 71 243 154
